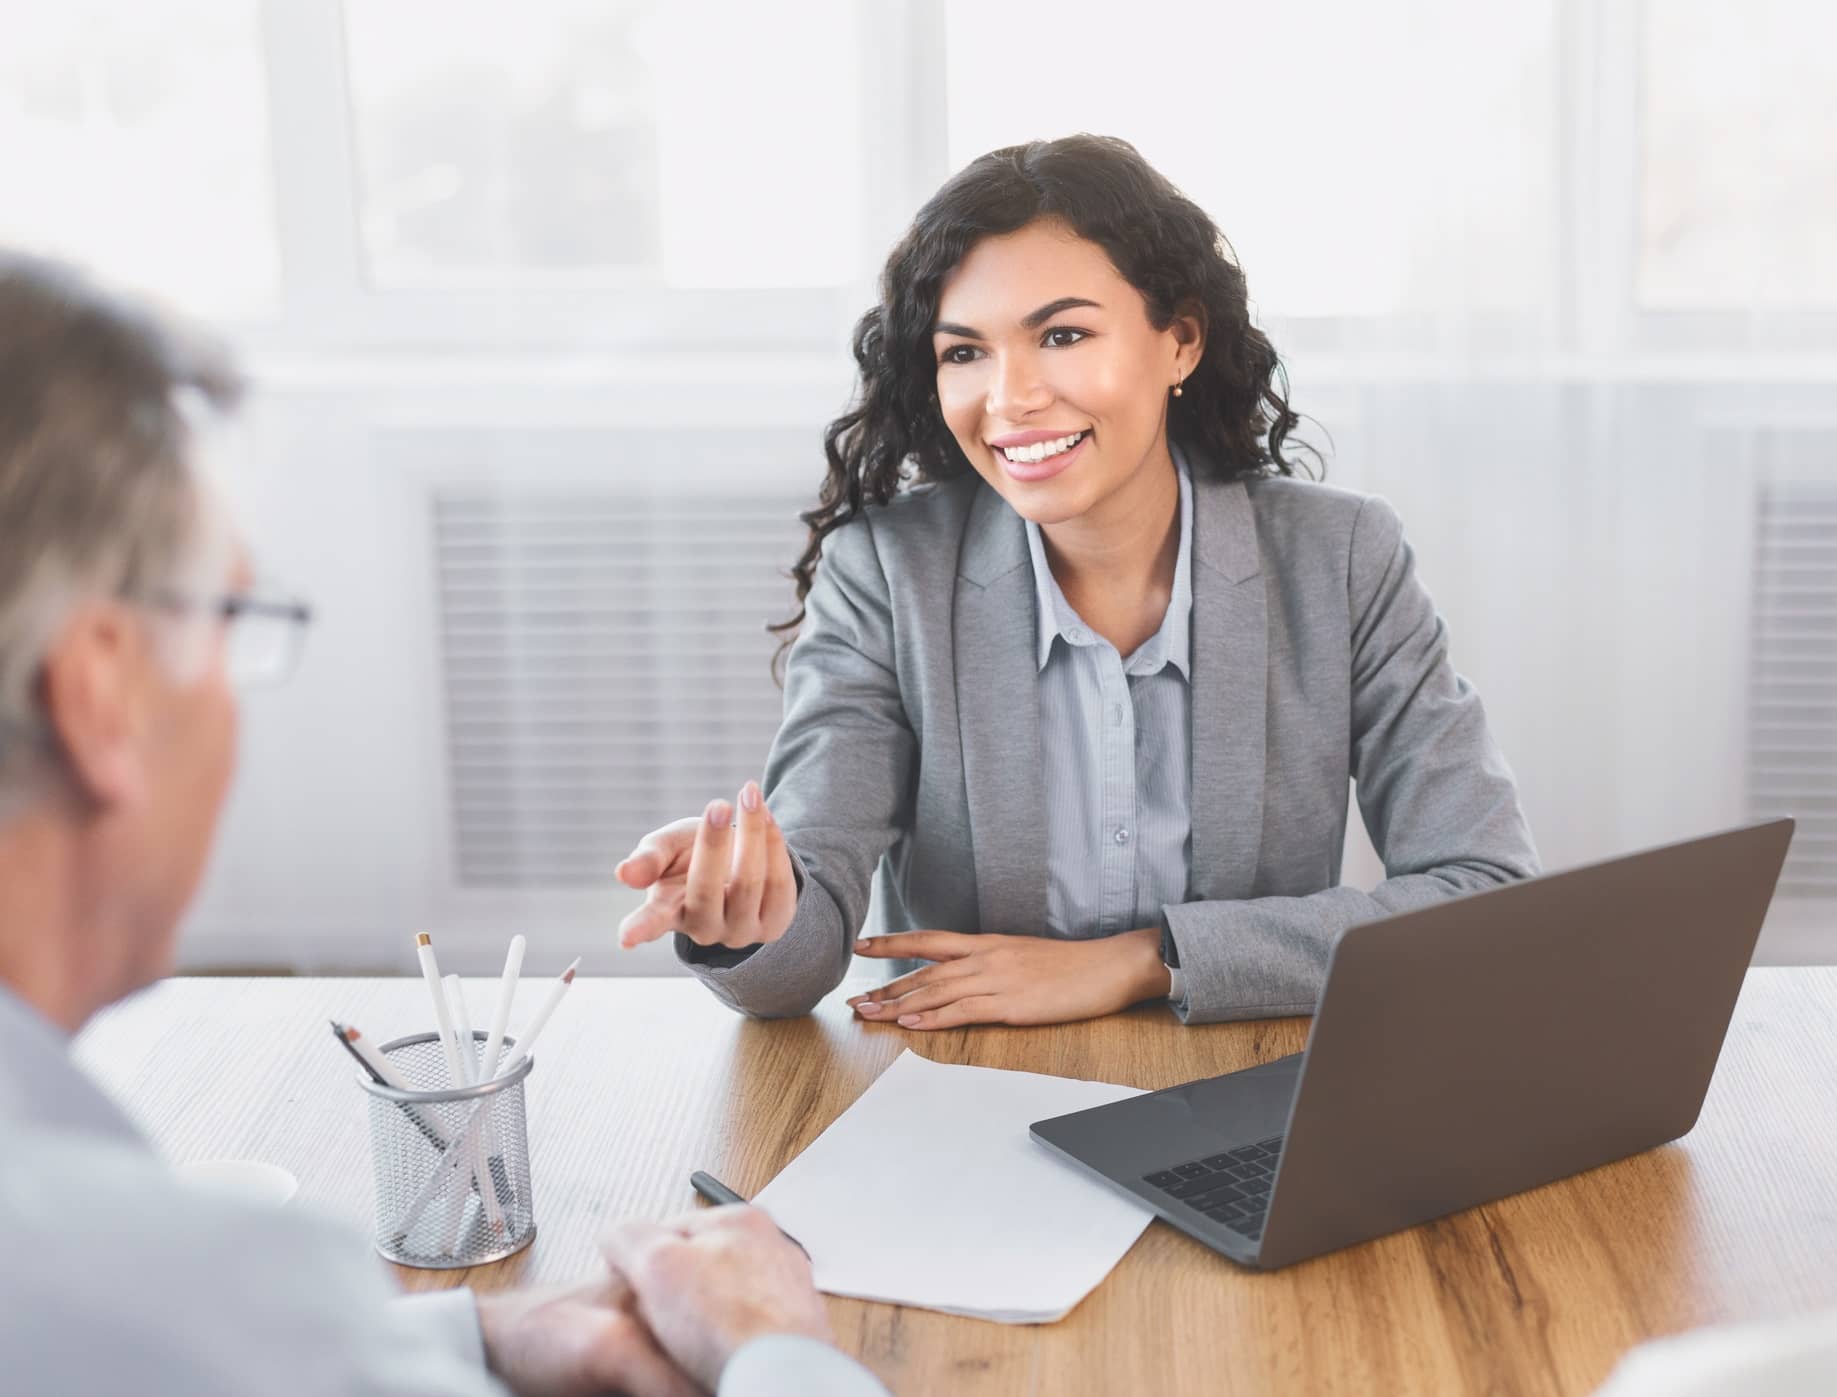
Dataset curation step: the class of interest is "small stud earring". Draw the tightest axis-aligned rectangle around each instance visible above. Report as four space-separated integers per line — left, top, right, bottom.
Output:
1171 380 1184 398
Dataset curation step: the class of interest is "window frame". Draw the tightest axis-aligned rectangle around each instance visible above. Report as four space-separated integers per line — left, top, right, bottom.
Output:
207 0 1835 368
238 0 947 356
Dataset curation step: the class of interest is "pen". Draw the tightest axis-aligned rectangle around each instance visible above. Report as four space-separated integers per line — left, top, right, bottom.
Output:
329 1020 449 1152
690 1170 809 1259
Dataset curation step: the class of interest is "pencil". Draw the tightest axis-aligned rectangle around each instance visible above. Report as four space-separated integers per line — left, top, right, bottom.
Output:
444 973 476 1084
480 934 526 1080
415 935 503 1243
475 935 526 1212
415 934 466 1088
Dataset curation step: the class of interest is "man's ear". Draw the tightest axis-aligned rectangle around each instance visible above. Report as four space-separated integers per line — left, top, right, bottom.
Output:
37 603 151 813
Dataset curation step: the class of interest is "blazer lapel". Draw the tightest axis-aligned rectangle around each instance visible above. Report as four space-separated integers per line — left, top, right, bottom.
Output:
954 482 1051 934
1189 475 1267 900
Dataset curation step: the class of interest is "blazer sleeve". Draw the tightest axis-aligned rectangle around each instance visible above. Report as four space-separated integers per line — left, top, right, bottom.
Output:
675 514 916 1017
1162 494 1541 1024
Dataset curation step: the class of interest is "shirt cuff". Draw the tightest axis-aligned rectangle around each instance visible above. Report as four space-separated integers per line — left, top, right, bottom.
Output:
1166 964 1187 1009
719 1334 890 1395
391 1287 486 1370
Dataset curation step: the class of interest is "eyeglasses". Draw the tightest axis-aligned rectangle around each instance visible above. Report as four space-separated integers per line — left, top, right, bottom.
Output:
137 586 315 687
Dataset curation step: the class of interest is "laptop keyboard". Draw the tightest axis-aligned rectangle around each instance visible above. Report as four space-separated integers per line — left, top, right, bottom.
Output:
1142 1135 1285 1244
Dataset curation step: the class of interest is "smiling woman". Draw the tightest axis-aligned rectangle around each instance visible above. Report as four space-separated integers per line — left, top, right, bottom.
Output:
616 135 1540 1029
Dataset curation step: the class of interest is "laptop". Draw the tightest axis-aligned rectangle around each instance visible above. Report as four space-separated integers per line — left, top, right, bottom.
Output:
1030 818 1796 1270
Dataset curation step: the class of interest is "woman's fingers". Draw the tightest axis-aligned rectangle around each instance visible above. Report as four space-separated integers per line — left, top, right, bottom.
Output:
846 959 976 1012
853 930 979 962
678 801 735 944
616 818 702 889
895 994 1007 1031
757 805 798 943
620 786 786 952
860 975 990 1021
618 883 686 949
725 782 767 940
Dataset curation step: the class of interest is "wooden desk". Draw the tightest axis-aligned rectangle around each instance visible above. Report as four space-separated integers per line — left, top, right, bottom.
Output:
75 968 1837 1396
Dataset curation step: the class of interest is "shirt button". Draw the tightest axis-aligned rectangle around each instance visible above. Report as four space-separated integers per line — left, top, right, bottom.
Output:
1110 703 1124 725
1068 627 1088 643
1114 828 1131 845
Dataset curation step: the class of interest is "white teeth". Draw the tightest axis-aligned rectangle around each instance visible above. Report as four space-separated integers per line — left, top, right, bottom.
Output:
1000 431 1085 465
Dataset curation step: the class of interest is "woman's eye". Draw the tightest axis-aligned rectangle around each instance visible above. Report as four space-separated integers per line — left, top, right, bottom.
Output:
1043 327 1088 348
939 344 982 365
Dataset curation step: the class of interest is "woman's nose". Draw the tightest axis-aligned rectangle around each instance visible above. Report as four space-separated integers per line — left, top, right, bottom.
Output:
986 352 1051 420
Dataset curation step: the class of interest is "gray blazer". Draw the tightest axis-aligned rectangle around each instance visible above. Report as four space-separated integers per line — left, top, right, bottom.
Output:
678 464 1540 1024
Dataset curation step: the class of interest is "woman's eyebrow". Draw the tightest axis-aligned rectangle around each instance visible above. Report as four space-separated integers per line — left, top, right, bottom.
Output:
933 296 1104 340
1021 296 1101 328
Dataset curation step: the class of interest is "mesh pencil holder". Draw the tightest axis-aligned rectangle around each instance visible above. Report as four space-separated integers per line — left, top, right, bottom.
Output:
360 1031 536 1269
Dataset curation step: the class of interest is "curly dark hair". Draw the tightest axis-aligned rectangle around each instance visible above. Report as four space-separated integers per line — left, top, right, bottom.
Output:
771 133 1318 671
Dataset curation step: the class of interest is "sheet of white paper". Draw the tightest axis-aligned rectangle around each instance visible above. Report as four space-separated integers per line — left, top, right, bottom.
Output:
753 1050 1153 1324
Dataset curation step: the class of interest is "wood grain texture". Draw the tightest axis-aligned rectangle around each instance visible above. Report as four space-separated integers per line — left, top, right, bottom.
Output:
72 968 1837 1396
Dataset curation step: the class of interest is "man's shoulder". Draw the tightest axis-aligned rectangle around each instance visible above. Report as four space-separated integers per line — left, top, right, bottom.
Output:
0 1124 362 1283
0 1126 399 1385
0 1122 500 1393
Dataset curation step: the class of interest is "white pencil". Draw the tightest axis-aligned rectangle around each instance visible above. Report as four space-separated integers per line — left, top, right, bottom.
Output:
415 934 467 1089
472 934 525 1224
416 936 502 1244
498 955 579 1077
444 973 476 1083
394 957 580 1237
480 934 526 1080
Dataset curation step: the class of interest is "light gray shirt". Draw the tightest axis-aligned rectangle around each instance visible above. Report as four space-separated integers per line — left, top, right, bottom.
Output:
0 981 886 1397
1024 460 1194 999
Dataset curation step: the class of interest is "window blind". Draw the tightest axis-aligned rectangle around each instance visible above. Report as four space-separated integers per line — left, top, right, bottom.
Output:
1748 480 1837 899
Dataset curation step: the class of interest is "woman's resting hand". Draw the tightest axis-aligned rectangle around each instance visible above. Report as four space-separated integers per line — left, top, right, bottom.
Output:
846 926 1171 1029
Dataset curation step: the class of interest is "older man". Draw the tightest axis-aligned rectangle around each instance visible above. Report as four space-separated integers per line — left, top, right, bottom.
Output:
0 252 886 1396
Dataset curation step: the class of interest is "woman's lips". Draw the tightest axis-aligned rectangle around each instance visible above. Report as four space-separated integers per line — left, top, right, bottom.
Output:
997 431 1090 484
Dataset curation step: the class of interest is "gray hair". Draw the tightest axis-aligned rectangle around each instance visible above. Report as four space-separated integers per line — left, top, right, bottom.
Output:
0 251 243 809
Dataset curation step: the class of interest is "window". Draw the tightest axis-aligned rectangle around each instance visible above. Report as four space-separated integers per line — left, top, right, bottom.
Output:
0 1 280 318
1639 0 1837 310
943 0 1559 320
343 0 868 290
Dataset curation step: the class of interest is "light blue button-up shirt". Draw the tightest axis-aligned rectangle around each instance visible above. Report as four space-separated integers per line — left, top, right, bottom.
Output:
0 980 885 1395
1024 458 1195 968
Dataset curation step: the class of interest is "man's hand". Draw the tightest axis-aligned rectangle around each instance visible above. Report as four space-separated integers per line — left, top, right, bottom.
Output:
615 782 797 951
846 927 1172 1029
599 1206 833 1394
475 1278 700 1397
